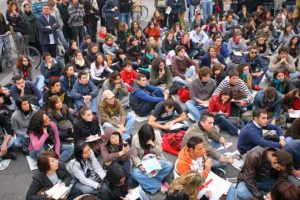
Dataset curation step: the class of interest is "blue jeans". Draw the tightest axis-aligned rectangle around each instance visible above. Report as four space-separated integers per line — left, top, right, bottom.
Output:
86 26 97 43
29 144 74 162
215 115 238 135
173 65 196 88
285 137 300 169
56 29 68 49
0 34 11 61
266 70 300 80
132 159 173 194
236 180 275 200
188 4 200 22
201 0 213 22
35 75 45 93
226 185 236 200
74 97 98 113
73 181 98 195
119 12 131 27
252 73 265 86
102 113 136 140
185 100 207 123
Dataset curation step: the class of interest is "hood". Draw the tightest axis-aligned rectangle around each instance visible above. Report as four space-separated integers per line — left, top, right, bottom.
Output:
102 127 122 145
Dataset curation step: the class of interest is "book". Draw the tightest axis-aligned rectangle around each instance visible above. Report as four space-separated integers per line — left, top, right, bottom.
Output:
233 51 243 56
217 142 233 151
169 123 184 131
198 172 232 200
45 183 72 200
125 186 142 200
85 134 101 143
288 110 300 118
141 157 162 175
224 150 244 171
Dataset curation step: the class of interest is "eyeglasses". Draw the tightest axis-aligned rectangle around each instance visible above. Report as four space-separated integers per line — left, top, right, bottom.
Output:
250 51 257 54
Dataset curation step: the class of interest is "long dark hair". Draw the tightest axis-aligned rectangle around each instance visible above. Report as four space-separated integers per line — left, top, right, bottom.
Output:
104 165 128 199
138 124 155 149
151 57 165 73
48 95 68 119
16 55 32 69
27 111 54 139
218 87 233 103
74 140 89 170
16 96 32 114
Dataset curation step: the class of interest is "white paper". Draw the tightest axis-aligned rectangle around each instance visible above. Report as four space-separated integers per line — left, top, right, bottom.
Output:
289 110 300 118
169 123 184 131
125 186 141 200
85 134 101 143
197 172 232 200
165 6 172 15
45 183 72 200
200 102 209 108
0 159 11 170
141 157 162 174
217 142 233 151
233 51 242 56
26 156 38 171
231 99 243 103
224 150 244 171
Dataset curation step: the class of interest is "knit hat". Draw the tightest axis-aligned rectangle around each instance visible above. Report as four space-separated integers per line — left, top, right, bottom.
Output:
102 90 115 101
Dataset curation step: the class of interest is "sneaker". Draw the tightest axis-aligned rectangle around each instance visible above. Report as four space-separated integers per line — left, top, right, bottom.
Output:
1 152 16 160
160 182 169 193
212 168 227 179
187 113 195 122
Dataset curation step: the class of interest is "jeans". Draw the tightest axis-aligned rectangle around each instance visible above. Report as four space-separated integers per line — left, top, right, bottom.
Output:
56 29 68 49
73 181 99 195
35 75 45 93
215 115 238 135
86 26 97 43
71 26 84 45
188 4 200 22
102 113 136 140
236 180 275 200
119 12 132 27
285 137 300 169
266 70 300 80
173 65 196 88
185 100 207 123
132 159 173 194
132 11 141 22
41 44 57 58
0 33 11 61
29 144 74 162
201 0 213 22
74 97 98 113
252 73 265 86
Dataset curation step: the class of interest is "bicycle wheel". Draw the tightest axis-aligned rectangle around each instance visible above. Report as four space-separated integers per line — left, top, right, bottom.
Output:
27 46 42 70
139 5 148 22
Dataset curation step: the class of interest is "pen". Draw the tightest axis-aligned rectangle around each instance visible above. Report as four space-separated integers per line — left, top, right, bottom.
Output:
199 178 213 191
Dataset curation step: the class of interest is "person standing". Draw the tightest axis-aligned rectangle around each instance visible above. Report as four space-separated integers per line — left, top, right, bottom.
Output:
68 0 85 44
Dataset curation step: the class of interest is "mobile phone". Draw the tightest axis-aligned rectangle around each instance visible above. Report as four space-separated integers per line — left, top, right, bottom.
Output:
123 142 128 147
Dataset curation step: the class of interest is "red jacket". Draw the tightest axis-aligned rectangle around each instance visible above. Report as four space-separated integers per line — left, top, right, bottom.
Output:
120 69 138 85
144 27 160 40
208 95 231 117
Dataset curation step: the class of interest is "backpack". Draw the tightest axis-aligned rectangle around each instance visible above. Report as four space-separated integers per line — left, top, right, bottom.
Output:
162 130 186 156
177 88 190 103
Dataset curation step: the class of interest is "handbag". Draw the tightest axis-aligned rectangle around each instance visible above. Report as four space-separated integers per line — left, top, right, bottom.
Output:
85 169 102 183
58 120 74 131
157 0 167 8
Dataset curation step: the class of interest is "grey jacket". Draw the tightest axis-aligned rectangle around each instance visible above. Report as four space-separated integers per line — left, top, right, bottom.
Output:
190 78 216 101
102 79 129 101
181 123 221 160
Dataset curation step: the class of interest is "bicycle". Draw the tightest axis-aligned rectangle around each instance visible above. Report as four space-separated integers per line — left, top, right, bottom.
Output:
11 33 42 71
139 5 149 22
0 32 14 71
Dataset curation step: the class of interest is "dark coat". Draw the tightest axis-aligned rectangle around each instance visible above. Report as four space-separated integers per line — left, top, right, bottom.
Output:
36 14 59 45
73 117 101 143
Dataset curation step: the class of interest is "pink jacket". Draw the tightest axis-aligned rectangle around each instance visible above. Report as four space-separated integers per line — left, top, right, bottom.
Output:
28 122 61 157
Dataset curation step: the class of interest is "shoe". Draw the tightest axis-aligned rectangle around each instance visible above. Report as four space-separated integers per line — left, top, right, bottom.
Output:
252 85 263 91
212 168 227 179
1 152 16 160
160 182 169 193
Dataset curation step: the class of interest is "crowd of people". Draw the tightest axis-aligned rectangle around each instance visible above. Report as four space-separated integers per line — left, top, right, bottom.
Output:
1 0 300 199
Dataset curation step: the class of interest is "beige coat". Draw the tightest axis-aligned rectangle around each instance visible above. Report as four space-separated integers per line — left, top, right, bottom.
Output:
132 0 142 12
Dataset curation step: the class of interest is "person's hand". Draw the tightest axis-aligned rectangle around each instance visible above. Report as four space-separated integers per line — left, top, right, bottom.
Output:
198 41 203 46
102 77 107 80
166 120 175 126
271 118 276 125
47 62 52 69
111 8 116 12
265 192 271 200
204 159 212 172
292 169 300 177
118 124 126 133
225 157 234 164
119 145 129 156
159 69 165 78
219 137 226 146
288 109 295 113
163 124 172 130
139 164 146 172
236 100 247 107
1 144 7 156
205 190 212 199
186 78 192 83
147 139 155 147
281 58 287 63
279 139 286 147
115 83 121 89
69 108 74 113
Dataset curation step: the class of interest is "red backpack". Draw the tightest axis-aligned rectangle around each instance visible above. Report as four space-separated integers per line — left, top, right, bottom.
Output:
162 131 186 156
177 88 190 103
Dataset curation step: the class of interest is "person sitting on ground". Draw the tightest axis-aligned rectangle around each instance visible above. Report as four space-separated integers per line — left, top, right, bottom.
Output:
171 45 198 88
236 147 293 200
70 72 99 113
267 180 300 200
27 110 74 162
70 50 90 74
40 52 64 80
208 87 242 136
129 74 168 117
200 46 227 73
270 70 295 95
161 31 177 56
85 43 99 67
102 72 129 108
99 90 135 141
102 35 120 59
43 77 73 110
240 45 268 91
100 164 148 200
90 53 113 87
211 63 226 86
237 63 253 90
281 88 300 118
120 60 138 92
47 95 74 141
242 87 286 126
148 96 187 131
60 64 77 95
175 136 212 178
139 47 158 78
67 141 106 197
181 111 233 166
73 106 102 155
10 75 42 106
149 57 173 89
266 46 298 80
131 124 173 194
185 67 216 123
238 109 286 155
26 151 81 200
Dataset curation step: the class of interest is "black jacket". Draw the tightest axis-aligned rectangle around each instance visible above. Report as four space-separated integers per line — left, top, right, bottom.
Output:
26 164 72 200
73 117 101 143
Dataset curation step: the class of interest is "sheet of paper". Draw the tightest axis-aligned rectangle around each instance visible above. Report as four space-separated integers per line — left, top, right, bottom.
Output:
289 110 300 118
125 186 141 200
169 123 184 131
223 150 244 171
85 134 101 143
217 142 233 151
0 159 11 170
142 157 162 174
200 102 209 108
197 172 232 200
45 183 72 200
26 156 38 171
233 51 242 56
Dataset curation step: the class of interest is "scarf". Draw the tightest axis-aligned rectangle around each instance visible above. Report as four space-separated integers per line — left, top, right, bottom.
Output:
232 36 239 45
181 38 190 49
146 53 154 60
75 57 85 67
273 79 284 93
98 32 107 39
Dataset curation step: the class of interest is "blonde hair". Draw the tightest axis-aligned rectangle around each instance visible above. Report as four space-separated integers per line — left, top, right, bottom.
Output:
168 171 204 200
